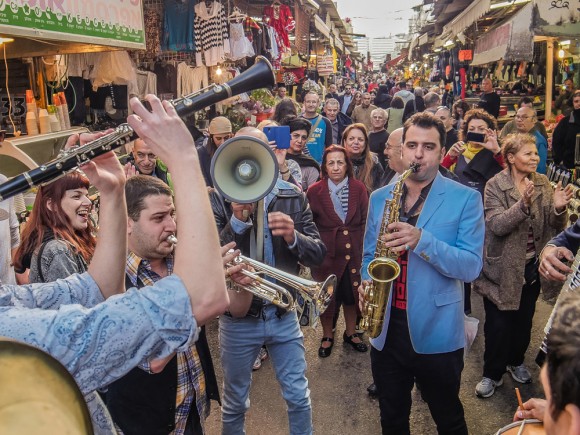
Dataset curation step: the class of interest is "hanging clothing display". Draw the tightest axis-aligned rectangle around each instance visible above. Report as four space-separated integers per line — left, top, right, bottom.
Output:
228 21 255 61
134 69 158 99
89 51 138 95
177 63 209 97
262 2 295 54
163 0 196 52
194 0 230 67
144 9 162 57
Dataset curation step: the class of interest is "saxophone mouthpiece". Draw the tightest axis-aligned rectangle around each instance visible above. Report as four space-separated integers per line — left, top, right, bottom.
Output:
166 234 178 245
410 162 421 172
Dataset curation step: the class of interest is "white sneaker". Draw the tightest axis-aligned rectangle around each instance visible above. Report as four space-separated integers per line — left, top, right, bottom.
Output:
507 365 532 384
475 377 503 398
252 347 268 371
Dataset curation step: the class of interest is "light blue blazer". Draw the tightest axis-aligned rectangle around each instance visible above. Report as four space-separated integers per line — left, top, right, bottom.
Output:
362 172 485 354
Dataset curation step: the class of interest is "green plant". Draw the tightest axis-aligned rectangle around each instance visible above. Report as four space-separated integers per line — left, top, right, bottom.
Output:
250 89 276 111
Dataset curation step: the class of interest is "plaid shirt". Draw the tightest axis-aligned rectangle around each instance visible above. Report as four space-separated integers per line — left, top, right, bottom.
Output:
126 251 208 434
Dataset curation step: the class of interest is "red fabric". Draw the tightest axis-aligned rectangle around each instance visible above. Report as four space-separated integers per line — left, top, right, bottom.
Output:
345 55 352 69
441 151 504 169
391 251 408 310
263 4 294 50
306 178 369 320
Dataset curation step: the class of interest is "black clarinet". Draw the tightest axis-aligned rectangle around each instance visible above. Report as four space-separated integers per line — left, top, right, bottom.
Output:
0 56 275 201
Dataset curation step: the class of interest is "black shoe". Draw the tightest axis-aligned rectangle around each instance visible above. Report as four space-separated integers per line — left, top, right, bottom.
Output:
367 383 378 397
343 332 368 352
318 337 334 358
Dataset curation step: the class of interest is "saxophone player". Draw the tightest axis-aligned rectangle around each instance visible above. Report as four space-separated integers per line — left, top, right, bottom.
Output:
358 112 485 435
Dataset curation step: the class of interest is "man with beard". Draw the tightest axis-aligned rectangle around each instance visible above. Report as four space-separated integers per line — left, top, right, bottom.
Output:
105 176 221 435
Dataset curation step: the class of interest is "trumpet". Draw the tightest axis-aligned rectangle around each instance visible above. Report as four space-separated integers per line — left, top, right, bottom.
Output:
226 251 336 316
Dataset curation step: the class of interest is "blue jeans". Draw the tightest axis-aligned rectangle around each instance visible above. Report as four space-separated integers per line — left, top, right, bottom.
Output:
219 304 312 435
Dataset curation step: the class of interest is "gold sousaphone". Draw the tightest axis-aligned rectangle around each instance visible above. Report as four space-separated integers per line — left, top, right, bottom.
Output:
0 338 93 434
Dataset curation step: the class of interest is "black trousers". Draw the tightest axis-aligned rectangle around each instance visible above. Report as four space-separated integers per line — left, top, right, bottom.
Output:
370 309 467 435
482 278 541 381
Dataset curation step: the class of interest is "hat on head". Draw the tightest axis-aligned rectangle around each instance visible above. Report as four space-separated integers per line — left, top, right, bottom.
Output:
208 117 232 135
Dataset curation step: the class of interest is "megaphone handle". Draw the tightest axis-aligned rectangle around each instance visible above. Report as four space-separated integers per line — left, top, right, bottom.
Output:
256 199 265 262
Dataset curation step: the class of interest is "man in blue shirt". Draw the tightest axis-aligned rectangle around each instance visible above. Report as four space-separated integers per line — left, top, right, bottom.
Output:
301 91 332 164
0 95 230 433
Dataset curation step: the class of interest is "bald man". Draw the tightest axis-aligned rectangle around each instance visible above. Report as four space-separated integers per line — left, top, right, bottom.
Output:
208 126 325 435
477 78 501 119
515 107 548 174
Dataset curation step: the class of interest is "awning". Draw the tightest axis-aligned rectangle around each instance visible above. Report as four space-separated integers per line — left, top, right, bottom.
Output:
442 0 491 39
418 33 429 46
385 54 406 68
532 0 580 38
314 15 331 40
471 3 534 65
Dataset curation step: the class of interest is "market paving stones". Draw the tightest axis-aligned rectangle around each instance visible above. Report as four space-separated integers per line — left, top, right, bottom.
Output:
204 292 549 434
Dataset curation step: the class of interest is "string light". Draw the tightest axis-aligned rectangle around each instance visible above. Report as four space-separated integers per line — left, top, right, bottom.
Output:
216 65 222 76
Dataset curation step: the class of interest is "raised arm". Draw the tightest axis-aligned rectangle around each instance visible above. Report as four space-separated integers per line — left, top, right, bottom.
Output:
70 132 127 299
128 96 229 325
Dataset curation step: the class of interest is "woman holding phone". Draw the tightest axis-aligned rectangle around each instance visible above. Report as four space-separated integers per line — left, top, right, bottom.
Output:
441 108 504 198
441 108 504 314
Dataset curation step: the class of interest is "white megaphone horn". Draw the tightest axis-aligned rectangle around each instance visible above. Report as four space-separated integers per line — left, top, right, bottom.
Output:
210 135 279 204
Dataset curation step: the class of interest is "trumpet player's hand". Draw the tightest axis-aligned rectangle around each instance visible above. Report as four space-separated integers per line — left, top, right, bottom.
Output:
553 181 573 212
540 245 573 282
128 95 195 168
231 202 256 223
358 280 371 312
221 242 254 286
513 398 546 422
384 222 422 254
268 211 296 245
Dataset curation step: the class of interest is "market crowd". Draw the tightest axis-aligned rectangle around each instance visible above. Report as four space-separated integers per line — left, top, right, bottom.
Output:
1 71 580 435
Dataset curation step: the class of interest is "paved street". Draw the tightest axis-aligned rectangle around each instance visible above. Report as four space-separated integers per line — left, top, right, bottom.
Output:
204 291 551 434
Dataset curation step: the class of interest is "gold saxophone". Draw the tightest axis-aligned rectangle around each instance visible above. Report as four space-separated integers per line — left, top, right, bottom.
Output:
360 163 419 338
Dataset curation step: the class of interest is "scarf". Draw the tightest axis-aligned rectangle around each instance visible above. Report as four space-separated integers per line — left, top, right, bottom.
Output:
450 143 482 173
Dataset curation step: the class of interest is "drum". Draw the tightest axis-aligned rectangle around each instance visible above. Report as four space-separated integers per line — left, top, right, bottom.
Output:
496 419 545 434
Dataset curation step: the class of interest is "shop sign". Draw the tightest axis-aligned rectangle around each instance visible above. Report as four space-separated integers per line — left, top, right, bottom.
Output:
317 55 334 76
0 0 144 49
532 0 580 37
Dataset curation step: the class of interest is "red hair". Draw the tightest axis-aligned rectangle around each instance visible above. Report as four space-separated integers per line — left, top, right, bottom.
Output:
14 172 96 272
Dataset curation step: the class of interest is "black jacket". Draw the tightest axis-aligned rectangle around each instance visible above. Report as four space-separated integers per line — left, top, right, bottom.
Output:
209 186 326 276
552 109 580 169
322 110 352 144
105 275 221 435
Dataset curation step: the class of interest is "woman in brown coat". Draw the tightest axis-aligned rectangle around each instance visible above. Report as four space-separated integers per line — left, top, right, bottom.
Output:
307 145 369 358
473 133 572 399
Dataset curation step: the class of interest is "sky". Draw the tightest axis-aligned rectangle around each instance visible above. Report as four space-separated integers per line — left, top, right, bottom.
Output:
333 0 421 39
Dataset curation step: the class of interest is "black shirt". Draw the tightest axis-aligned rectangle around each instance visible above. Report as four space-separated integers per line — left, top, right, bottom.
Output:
477 92 501 119
369 129 389 170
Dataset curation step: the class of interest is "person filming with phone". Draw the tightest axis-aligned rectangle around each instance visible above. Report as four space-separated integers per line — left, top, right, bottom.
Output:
441 108 504 198
441 108 504 314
